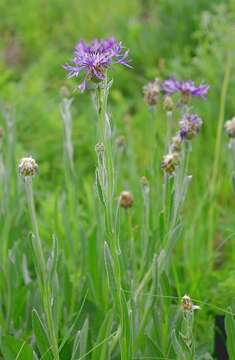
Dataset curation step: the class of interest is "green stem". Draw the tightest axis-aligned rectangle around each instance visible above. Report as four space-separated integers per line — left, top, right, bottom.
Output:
24 178 59 360
96 79 130 360
208 55 232 262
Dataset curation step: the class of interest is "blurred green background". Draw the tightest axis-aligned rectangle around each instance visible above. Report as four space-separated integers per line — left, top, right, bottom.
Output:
0 0 235 352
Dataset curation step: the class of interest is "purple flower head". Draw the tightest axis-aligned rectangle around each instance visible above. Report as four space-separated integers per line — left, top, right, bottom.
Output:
179 113 203 140
162 78 179 95
177 80 209 101
64 37 131 92
162 77 209 102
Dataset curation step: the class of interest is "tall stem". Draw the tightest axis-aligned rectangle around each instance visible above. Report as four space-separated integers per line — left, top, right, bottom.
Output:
208 55 232 262
24 178 59 360
95 79 131 359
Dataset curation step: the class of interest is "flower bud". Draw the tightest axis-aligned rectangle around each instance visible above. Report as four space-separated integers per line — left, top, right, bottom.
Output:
143 78 161 106
181 294 200 312
119 191 134 209
179 113 202 140
224 117 235 138
95 142 105 154
170 133 183 152
182 295 193 311
18 157 38 177
140 176 150 194
161 152 179 174
163 95 174 111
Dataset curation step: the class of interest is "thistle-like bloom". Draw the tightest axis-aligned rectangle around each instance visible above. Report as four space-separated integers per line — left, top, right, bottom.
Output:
19 157 38 177
143 78 161 106
161 152 180 174
224 117 235 138
119 191 134 209
179 113 203 140
162 78 209 101
64 37 130 92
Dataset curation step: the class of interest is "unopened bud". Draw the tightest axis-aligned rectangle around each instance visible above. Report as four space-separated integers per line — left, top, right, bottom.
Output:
181 294 200 312
140 176 150 194
163 95 174 111
143 78 161 106
170 133 183 152
95 142 105 154
225 117 235 138
161 152 179 174
119 191 134 209
18 157 38 177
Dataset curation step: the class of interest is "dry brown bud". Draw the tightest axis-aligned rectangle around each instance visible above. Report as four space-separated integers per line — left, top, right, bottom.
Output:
119 191 134 209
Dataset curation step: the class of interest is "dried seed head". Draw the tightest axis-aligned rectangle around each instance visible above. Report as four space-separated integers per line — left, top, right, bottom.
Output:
18 157 38 177
143 78 161 106
163 95 174 111
161 152 179 174
224 117 235 138
95 142 105 154
119 191 134 209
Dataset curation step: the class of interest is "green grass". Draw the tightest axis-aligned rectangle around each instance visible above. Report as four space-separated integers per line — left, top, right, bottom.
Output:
0 0 235 358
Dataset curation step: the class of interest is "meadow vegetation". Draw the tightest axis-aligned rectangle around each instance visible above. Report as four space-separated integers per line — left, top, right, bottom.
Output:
0 0 235 359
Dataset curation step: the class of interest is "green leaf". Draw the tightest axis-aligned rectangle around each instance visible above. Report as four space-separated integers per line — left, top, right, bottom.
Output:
1 335 33 360
171 329 191 360
232 174 235 195
79 318 89 357
71 331 81 360
95 169 106 208
32 309 53 360
91 310 113 360
104 242 117 301
225 307 235 359
159 211 165 245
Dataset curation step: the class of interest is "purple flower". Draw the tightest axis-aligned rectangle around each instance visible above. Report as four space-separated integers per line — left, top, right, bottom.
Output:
162 78 179 95
179 113 203 140
64 37 131 92
177 80 209 99
162 78 209 101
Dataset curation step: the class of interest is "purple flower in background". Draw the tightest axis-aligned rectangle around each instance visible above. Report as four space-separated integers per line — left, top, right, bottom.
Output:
179 113 203 140
64 37 130 92
177 80 209 101
162 78 209 102
162 78 179 94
